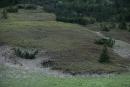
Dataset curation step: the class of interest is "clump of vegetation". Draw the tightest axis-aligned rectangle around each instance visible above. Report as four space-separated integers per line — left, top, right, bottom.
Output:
42 59 55 67
127 24 130 32
56 16 96 25
17 4 37 10
25 4 37 10
7 6 18 13
14 47 38 59
17 4 25 9
81 17 96 25
99 45 110 63
109 22 116 29
1 9 8 19
56 16 82 25
118 22 127 30
100 23 110 32
95 38 115 48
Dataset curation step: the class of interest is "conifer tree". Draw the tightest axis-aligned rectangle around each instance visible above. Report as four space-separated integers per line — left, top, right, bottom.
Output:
99 45 110 63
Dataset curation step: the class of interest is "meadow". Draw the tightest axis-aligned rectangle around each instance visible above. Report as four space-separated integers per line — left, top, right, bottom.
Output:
0 8 130 87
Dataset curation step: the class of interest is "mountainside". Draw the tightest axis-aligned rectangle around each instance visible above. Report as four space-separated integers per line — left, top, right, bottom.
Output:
0 1 130 87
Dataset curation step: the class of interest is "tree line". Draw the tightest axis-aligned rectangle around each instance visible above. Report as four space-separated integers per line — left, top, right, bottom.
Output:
0 0 130 24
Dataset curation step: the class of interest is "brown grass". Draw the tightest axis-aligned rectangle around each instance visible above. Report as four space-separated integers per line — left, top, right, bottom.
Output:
0 9 130 74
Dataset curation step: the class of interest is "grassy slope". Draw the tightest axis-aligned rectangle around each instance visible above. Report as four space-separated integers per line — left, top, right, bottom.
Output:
86 23 130 44
103 29 130 44
0 9 130 73
0 65 130 87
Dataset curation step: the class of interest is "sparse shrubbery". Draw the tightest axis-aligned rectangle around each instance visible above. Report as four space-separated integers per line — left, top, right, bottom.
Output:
14 47 38 59
17 4 25 9
56 16 96 25
109 22 116 29
100 22 117 31
95 38 115 48
7 6 18 13
17 4 37 10
118 22 127 30
100 23 110 32
128 25 130 32
99 45 110 63
42 59 55 67
81 17 96 25
24 4 37 10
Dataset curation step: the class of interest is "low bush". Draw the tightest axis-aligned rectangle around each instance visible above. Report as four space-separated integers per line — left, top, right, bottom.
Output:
118 22 127 30
14 47 38 59
109 22 116 29
7 6 18 13
42 59 55 67
100 23 110 32
17 4 25 9
81 17 96 25
95 38 115 48
56 16 96 25
25 4 37 10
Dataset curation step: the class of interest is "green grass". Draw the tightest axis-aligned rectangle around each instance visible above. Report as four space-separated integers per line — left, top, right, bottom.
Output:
2 74 130 87
0 65 130 87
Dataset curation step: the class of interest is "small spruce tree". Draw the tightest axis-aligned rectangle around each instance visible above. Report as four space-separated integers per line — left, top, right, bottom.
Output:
99 45 110 63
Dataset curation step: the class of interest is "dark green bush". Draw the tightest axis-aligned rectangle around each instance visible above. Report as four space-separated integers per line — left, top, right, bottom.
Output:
128 25 130 32
7 6 18 13
16 4 37 10
42 60 55 67
95 38 115 48
100 23 110 32
56 16 96 25
25 4 37 10
81 17 96 25
118 22 127 30
14 47 38 59
56 16 83 25
99 45 110 63
17 4 25 9
109 22 116 29
1 9 8 19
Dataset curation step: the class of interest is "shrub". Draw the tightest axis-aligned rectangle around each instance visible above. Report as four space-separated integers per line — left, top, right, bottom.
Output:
109 22 116 29
25 4 37 10
56 16 96 25
95 38 115 48
14 47 38 59
42 60 55 67
118 22 127 30
81 17 96 25
7 6 18 13
100 23 110 32
128 24 130 32
1 9 8 19
17 4 25 9
56 13 96 25
99 45 110 63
